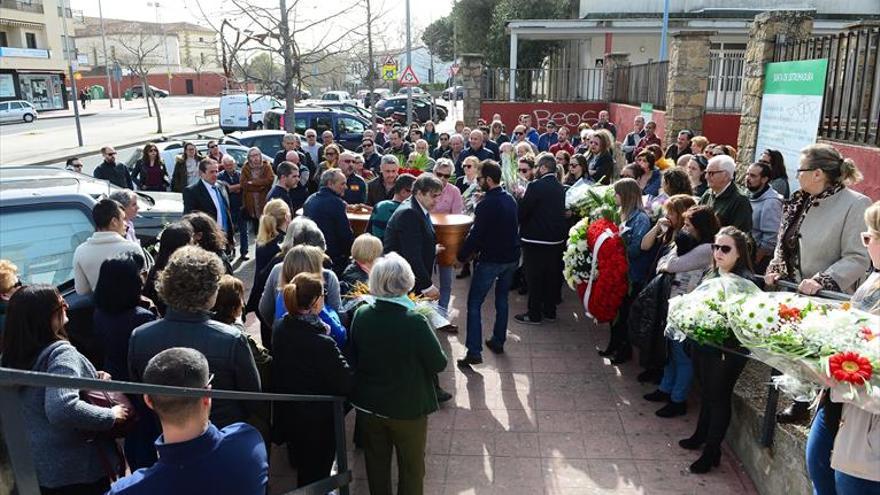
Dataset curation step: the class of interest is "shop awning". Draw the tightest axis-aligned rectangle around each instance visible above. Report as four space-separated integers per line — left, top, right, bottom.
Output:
0 18 45 30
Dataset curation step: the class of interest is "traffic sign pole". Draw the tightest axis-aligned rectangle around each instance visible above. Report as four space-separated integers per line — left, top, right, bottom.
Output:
405 0 412 125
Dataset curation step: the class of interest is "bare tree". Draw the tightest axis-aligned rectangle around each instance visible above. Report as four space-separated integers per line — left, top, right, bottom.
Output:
112 25 164 133
185 52 215 95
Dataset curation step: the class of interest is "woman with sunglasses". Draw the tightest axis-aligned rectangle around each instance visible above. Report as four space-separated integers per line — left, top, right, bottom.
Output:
804 201 880 495
317 143 341 176
489 119 509 144
680 226 754 474
564 154 589 188
765 143 871 424
171 141 204 193
131 143 170 191
1 285 129 494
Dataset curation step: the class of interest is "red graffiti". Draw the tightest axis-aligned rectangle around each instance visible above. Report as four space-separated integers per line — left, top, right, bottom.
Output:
532 109 599 132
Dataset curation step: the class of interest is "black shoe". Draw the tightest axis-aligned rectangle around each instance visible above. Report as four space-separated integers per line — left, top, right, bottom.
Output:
543 314 557 322
678 435 705 450
435 388 453 403
637 369 663 383
609 349 632 365
438 324 459 334
517 286 528 295
655 401 687 418
689 447 721 474
643 390 670 403
457 354 483 367
239 253 250 261
777 401 810 424
514 313 542 325
598 343 617 357
485 339 504 354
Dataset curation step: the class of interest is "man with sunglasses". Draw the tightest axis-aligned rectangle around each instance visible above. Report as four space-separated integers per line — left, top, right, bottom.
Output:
108 347 268 494
698 154 752 234
65 156 83 173
537 121 558 152
358 138 382 173
512 125 538 154
206 140 224 163
302 129 323 165
94 146 133 189
432 132 451 160
337 151 368 205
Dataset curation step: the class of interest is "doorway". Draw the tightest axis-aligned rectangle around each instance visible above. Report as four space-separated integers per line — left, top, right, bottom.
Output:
185 79 194 95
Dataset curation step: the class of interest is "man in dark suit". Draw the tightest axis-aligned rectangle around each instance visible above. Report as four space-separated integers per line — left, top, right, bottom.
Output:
515 152 567 325
183 158 235 248
383 173 451 402
383 174 444 299
303 169 353 274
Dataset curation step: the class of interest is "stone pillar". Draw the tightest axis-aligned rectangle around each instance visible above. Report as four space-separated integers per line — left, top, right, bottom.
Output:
602 52 630 103
736 10 814 174
664 31 714 148
459 53 484 126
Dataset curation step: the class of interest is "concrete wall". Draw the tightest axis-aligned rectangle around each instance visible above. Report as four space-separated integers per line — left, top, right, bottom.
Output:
481 101 607 134
829 140 880 201
76 33 181 72
579 0 880 17
77 71 229 96
608 102 667 147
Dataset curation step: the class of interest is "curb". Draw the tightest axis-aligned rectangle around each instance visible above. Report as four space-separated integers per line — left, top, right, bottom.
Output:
38 112 99 120
22 124 221 167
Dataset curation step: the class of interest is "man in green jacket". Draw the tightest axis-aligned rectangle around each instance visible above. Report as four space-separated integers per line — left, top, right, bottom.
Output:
699 155 753 234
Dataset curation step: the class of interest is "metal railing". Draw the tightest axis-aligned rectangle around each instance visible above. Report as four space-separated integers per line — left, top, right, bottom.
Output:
706 49 745 113
774 27 880 147
611 60 668 110
0 367 351 495
483 67 604 102
0 0 44 13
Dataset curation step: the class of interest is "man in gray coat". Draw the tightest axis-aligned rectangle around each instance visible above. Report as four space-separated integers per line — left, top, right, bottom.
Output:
745 161 783 273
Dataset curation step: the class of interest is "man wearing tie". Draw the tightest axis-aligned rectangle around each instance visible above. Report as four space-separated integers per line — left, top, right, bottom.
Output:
183 158 235 249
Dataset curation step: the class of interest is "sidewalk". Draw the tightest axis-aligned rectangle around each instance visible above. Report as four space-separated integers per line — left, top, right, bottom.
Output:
38 99 148 120
233 258 758 495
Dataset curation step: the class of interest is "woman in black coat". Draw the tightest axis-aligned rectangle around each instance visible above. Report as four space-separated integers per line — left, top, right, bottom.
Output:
131 143 171 191
271 272 352 488
587 129 615 185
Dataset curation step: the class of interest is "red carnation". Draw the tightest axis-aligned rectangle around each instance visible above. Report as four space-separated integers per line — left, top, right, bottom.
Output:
577 219 629 323
828 351 873 385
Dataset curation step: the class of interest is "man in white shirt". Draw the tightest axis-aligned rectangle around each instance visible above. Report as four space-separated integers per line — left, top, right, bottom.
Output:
72 199 143 295
183 159 233 241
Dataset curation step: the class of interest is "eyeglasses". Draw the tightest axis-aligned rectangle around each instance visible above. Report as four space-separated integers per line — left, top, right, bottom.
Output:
362 143 373 148
711 244 733 254
205 373 215 388
326 152 338 156
435 173 451 179
72 164 83 169
341 159 354 164
149 149 158 153
797 168 814 173
861 231 875 247
705 170 725 177
518 168 530 173
463 164 473 169
208 144 217 149
514 132 524 136
106 152 117 156
711 150 724 156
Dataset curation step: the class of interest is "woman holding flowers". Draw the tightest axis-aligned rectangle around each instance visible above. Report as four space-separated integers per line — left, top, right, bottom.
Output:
644 205 719 417
601 178 653 363
680 226 753 473
806 201 880 495
765 143 871 424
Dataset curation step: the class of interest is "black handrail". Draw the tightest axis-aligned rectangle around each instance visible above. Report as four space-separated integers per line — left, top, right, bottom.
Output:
0 367 350 495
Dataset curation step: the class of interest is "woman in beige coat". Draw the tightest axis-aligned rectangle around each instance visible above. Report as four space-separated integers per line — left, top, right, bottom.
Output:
765 143 871 422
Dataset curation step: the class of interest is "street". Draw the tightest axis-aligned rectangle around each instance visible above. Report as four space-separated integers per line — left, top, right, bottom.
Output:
0 96 221 166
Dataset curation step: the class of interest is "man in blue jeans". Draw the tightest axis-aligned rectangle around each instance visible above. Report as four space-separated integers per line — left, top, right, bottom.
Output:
456 160 520 366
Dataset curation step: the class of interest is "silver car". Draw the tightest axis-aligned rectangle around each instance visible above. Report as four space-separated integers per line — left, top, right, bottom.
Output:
0 100 38 123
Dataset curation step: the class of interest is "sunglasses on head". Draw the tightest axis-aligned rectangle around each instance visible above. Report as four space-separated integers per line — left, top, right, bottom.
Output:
711 244 733 254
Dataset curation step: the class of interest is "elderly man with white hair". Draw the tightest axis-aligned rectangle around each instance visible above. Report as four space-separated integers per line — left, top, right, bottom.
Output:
108 189 140 243
698 154 753 233
455 129 494 176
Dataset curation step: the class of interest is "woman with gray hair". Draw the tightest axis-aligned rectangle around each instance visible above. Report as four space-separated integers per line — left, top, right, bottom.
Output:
350 253 448 495
255 217 342 348
430 158 464 315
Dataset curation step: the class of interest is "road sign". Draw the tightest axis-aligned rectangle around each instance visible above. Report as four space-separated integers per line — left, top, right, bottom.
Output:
381 55 396 66
449 63 460 77
112 64 122 82
382 64 397 81
398 65 419 86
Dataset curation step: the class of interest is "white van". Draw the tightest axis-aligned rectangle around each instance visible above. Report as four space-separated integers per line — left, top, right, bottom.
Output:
219 93 285 134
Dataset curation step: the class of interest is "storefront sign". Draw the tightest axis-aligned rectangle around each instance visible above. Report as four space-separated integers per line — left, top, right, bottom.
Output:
639 102 654 124
755 59 829 190
0 47 50 59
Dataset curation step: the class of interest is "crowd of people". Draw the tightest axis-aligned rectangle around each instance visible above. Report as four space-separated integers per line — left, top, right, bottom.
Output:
1 111 878 495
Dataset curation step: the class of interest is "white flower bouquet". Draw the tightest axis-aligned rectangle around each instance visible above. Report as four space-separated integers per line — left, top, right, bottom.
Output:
565 184 619 222
665 275 760 346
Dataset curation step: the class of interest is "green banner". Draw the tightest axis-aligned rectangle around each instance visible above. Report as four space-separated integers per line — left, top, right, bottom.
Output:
762 59 828 96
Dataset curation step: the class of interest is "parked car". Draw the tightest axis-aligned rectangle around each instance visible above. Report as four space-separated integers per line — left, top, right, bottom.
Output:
219 93 286 133
441 85 464 100
397 86 427 97
129 85 169 98
222 130 291 159
0 100 38 123
123 141 273 176
311 101 374 121
374 95 448 123
262 108 371 151
363 88 392 107
320 90 361 106
0 167 181 250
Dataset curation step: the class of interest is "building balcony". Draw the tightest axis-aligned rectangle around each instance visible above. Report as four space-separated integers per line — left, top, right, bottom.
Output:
0 46 50 58
0 0 45 14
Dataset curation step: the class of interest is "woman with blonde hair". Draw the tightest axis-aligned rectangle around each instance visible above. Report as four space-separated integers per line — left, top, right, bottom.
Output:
586 129 615 184
766 143 871 424
0 259 20 340
318 143 341 174
341 234 384 295
255 199 292 277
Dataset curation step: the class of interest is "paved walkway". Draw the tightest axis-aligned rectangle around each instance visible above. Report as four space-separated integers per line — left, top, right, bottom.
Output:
248 267 758 495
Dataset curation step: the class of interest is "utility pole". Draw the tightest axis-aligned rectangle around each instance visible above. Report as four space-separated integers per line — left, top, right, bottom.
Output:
60 0 83 146
659 0 670 61
365 0 377 132
405 0 412 125
149 2 173 94
452 0 458 120
98 0 113 107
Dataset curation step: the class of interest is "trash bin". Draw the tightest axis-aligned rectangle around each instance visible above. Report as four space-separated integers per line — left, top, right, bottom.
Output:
124 90 133 101
89 85 105 99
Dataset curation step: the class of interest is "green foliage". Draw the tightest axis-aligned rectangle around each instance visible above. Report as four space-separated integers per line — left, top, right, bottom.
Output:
452 0 498 55
486 0 572 67
422 16 455 62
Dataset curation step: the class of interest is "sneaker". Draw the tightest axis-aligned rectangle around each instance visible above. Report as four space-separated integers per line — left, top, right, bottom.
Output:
514 313 542 325
457 354 483 367
485 339 504 354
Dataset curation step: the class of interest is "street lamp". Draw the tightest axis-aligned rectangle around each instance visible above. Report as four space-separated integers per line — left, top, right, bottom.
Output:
147 2 173 95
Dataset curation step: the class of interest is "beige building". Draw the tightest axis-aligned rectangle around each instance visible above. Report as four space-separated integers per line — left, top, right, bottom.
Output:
0 0 75 110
